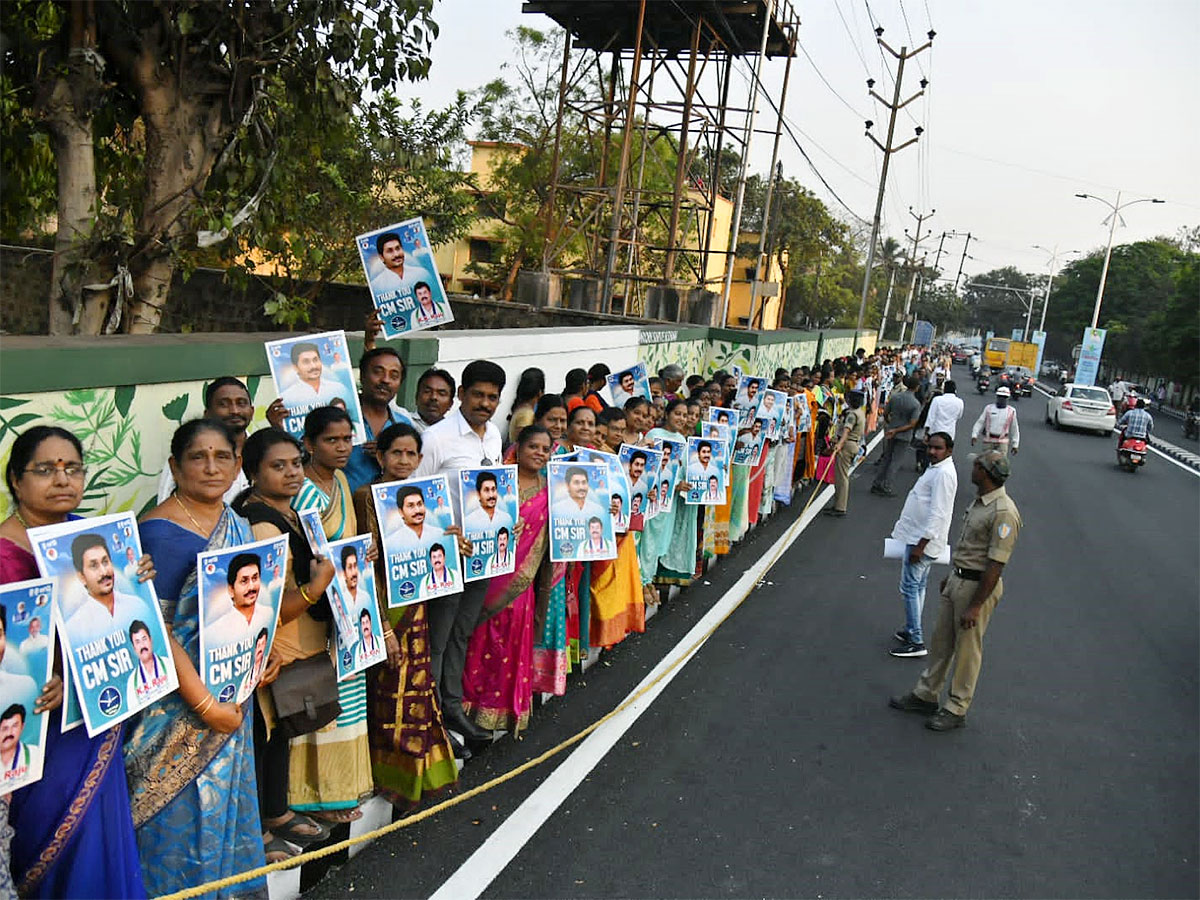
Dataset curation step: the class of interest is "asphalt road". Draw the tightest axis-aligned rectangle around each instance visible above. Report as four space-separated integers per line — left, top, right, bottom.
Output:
311 387 1199 900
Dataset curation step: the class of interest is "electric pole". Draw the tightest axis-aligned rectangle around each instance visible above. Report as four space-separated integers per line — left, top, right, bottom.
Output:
897 207 934 343
952 231 973 292
877 266 897 342
853 27 934 345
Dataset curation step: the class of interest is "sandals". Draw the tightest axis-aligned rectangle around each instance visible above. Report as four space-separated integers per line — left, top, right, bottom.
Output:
267 811 330 846
263 834 299 864
307 806 363 824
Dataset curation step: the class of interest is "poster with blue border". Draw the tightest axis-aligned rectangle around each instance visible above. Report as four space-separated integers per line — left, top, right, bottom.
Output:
29 513 178 737
607 362 652 409
327 535 386 681
618 443 663 529
655 436 686 515
373 476 463 607
265 330 367 444
685 436 728 505
458 466 520 583
566 449 629 535
548 461 616 562
355 218 453 339
1 577 56 795
197 535 288 705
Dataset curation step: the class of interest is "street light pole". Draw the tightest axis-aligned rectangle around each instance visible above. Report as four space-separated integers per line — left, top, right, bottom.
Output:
1031 245 1081 334
1075 192 1166 329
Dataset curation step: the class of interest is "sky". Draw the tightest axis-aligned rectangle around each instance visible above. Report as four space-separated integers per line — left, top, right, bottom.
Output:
395 0 1199 283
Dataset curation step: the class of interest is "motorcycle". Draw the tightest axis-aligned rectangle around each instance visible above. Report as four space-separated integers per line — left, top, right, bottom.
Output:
1185 410 1198 440
976 374 990 394
1116 431 1147 472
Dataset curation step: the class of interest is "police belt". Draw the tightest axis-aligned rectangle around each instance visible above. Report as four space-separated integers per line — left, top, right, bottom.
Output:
953 566 983 581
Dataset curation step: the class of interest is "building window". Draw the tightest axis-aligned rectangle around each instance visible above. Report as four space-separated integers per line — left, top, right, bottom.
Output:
475 195 507 219
469 239 497 264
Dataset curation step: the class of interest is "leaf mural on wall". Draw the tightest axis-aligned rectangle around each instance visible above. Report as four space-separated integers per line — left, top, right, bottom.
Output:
162 394 189 423
114 385 136 418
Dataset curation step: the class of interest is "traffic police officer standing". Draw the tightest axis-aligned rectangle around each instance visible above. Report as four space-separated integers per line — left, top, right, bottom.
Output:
889 449 1021 731
970 386 1020 456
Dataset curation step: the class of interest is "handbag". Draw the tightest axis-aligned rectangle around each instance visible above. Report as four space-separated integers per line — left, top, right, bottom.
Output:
269 653 341 738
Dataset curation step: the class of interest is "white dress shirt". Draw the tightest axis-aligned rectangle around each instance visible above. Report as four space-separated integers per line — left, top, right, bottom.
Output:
414 409 503 522
971 404 1020 448
890 455 959 560
924 392 965 440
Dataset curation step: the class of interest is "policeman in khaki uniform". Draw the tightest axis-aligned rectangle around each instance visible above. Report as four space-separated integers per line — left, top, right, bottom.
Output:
824 390 865 517
889 449 1021 731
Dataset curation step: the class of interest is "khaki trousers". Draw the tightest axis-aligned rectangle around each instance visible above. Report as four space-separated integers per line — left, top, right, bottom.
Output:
833 440 859 512
980 439 1010 456
913 572 1002 715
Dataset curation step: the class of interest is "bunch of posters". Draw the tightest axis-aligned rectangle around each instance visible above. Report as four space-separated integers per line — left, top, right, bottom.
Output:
685 436 728 505
548 460 616 562
732 415 769 467
458 466 520 582
28 513 178 737
1 578 56 794
655 436 686 515
607 362 652 408
355 218 454 339
265 330 366 443
326 535 386 680
373 475 463 606
618 443 663 530
197 535 288 705
565 449 629 534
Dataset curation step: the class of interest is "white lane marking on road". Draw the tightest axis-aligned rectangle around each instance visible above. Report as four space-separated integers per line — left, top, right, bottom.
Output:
1032 384 1199 478
428 434 882 900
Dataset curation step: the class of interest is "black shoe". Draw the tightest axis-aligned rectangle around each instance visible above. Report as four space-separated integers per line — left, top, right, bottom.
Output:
446 729 472 761
893 629 912 644
889 641 928 658
824 508 846 517
878 488 896 497
889 692 938 715
870 484 884 495
443 705 492 743
926 709 966 731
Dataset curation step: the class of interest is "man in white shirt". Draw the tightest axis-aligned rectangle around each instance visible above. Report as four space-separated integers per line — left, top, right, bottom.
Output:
414 281 445 325
888 432 958 658
126 619 173 704
552 466 607 524
157 377 253 504
279 342 344 410
413 360 506 743
65 534 147 643
205 553 277 650
579 517 614 558
924 380 965 441
462 471 513 535
0 703 31 781
487 528 513 574
971 387 1020 456
421 543 459 596
235 628 270 704
687 441 719 485
384 486 445 551
19 615 49 657
353 608 382 669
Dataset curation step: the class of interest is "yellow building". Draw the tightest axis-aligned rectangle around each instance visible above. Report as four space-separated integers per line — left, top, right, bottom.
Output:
721 230 785 330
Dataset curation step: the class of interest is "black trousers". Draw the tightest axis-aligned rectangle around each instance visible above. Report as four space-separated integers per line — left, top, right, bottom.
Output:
427 578 487 713
253 700 290 822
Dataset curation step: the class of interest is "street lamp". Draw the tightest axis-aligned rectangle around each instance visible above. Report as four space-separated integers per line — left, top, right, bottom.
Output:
1031 244 1081 335
1075 192 1165 328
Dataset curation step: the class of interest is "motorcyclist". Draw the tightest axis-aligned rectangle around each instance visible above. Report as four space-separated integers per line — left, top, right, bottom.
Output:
971 386 1020 456
1116 398 1153 445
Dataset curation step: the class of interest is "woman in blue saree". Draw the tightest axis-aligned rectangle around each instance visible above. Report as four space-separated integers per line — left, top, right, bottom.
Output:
0 426 147 898
125 419 268 899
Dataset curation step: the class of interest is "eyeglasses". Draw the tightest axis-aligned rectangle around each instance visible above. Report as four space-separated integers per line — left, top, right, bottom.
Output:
24 462 88 479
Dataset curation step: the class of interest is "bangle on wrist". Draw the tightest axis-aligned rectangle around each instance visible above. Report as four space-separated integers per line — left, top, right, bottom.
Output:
300 584 317 606
194 694 215 716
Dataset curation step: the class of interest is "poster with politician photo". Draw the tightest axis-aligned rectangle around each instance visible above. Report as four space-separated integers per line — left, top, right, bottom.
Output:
758 389 788 439
265 330 366 444
197 536 287 705
655 437 685 515
606 363 652 409
733 375 768 427
618 443 663 530
708 406 736 430
685 436 728 505
698 422 733 476
326 535 386 681
1 577 56 795
458 466 520 582
566 449 630 535
732 416 769 467
355 218 453 339
29 513 178 737
548 461 616 562
373 476 463 607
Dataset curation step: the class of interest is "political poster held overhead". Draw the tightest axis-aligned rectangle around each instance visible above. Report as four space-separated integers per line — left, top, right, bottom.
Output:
197 535 288 705
1 578 56 795
733 376 768 427
757 389 788 440
326 535 386 681
373 476 463 607
458 466 520 582
548 461 616 562
264 331 366 444
355 218 454 339
28 513 179 737
606 362 652 409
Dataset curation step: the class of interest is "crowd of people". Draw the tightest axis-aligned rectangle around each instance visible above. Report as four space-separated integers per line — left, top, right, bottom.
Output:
0 329 963 899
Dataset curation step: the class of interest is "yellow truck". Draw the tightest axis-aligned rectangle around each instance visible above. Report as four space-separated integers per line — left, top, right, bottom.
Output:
983 337 1009 370
983 337 1038 371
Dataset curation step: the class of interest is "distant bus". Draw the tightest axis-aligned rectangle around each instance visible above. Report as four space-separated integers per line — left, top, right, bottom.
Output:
983 337 1010 370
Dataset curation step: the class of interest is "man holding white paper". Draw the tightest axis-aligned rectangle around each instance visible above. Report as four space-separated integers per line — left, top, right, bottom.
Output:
888 431 958 659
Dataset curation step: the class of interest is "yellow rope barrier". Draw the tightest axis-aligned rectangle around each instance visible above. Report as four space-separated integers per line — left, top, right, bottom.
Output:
159 439 877 900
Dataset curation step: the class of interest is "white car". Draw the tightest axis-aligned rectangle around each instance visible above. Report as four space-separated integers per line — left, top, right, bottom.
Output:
1046 383 1117 435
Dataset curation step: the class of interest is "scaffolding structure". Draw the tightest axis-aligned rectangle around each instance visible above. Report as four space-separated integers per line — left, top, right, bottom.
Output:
522 0 799 322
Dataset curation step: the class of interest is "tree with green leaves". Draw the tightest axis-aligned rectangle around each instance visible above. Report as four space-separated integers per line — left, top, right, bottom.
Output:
961 266 1036 336
2 0 439 334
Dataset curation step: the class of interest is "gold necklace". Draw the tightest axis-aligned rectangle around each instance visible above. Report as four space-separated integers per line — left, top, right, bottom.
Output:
13 508 30 529
174 493 212 535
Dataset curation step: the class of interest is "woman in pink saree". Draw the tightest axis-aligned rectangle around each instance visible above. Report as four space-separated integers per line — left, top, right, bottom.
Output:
462 426 553 735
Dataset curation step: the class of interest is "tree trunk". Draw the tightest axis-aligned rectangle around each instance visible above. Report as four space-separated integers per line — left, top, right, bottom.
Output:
42 51 113 335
